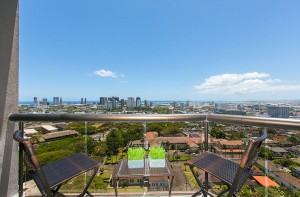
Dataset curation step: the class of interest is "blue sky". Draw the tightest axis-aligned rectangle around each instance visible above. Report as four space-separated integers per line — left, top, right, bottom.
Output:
20 0 300 102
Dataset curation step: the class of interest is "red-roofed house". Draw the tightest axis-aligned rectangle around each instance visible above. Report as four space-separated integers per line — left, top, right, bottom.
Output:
146 132 158 139
252 176 280 188
214 140 245 158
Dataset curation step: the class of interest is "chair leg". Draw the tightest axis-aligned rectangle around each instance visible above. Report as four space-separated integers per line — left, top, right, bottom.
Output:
78 167 98 197
217 188 230 197
52 184 62 195
189 165 208 197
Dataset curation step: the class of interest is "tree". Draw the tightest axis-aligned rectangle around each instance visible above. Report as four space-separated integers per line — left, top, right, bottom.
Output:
147 123 164 134
74 136 95 155
163 126 181 136
289 136 300 145
106 130 124 154
210 127 226 139
273 158 300 168
239 185 253 197
93 141 108 156
259 146 274 160
255 186 285 196
68 122 98 134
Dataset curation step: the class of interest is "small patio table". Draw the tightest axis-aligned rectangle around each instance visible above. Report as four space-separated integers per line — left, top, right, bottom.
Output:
112 158 174 197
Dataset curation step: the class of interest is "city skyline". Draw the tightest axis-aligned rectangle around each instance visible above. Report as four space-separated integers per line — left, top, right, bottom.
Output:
20 1 300 101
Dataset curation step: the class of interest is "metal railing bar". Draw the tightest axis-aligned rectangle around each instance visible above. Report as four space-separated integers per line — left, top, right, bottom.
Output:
207 114 300 130
9 113 206 123
9 113 300 130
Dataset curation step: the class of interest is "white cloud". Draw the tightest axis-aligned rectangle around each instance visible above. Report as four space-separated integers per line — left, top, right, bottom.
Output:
194 72 300 95
93 69 117 78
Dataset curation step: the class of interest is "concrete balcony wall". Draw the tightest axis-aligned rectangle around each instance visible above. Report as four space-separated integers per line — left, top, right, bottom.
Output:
0 0 19 196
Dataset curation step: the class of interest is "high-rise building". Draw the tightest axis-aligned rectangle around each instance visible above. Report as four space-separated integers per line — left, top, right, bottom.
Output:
112 96 119 102
172 102 177 108
33 97 38 106
53 97 59 105
107 101 113 110
127 97 135 109
144 100 148 107
80 98 83 104
42 98 48 105
59 97 63 105
180 102 185 111
84 98 87 105
120 99 125 108
136 97 141 107
100 97 108 106
267 106 289 118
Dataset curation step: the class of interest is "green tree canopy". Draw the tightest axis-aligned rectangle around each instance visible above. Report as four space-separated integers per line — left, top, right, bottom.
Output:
106 130 124 154
68 122 98 134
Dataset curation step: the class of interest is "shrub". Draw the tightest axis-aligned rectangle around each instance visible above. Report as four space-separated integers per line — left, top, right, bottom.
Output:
149 146 165 159
127 147 145 160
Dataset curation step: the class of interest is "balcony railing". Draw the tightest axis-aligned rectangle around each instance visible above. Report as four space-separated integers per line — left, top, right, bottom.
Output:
9 113 300 196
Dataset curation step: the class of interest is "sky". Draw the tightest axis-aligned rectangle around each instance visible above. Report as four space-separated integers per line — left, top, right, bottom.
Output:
20 0 300 102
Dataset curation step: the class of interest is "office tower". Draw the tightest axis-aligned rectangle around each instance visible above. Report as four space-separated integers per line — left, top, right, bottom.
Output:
267 106 289 118
33 97 38 106
84 98 87 105
186 101 190 108
112 96 119 102
120 99 125 108
107 101 113 110
136 97 141 107
42 98 48 105
180 102 185 111
150 102 153 107
172 102 176 108
59 97 63 105
100 97 108 106
144 100 148 107
127 97 135 109
80 98 83 104
113 100 119 109
53 97 59 105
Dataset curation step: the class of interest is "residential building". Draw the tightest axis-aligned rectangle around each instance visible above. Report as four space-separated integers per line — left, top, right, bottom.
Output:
53 97 59 105
136 97 141 107
38 130 79 142
33 97 38 106
24 128 38 137
267 106 289 118
99 97 107 106
120 99 125 108
41 125 58 133
42 98 48 105
256 159 300 191
287 145 300 156
180 103 184 111
267 146 288 157
127 97 135 109
213 140 245 157
292 167 300 178
147 136 199 153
